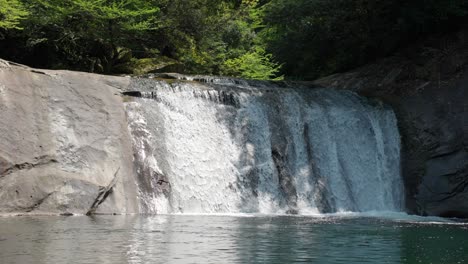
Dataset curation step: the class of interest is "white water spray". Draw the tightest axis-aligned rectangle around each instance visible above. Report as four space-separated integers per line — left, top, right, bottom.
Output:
125 78 404 214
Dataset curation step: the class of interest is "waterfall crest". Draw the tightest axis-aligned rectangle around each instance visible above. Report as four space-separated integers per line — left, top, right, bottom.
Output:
125 78 404 214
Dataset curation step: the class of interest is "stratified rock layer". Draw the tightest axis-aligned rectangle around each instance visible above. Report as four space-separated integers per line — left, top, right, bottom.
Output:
0 61 138 215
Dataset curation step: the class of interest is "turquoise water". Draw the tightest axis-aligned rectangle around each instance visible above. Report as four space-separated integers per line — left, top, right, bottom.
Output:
0 214 466 264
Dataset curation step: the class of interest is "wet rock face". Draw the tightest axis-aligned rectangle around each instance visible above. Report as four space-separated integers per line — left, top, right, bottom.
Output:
405 81 467 218
0 60 139 215
124 79 403 214
313 44 468 218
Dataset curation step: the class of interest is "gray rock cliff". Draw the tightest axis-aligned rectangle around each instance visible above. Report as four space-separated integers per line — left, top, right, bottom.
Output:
0 60 139 215
313 32 468 218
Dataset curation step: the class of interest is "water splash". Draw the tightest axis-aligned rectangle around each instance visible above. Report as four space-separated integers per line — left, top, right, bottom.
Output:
125 78 404 214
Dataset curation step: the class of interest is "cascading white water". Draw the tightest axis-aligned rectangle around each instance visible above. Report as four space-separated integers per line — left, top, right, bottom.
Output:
125 78 404 214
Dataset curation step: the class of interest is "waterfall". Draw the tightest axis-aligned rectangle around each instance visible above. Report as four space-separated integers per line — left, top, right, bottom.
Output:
124 77 404 214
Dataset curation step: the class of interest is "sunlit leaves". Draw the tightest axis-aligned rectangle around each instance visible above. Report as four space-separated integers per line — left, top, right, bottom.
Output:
0 0 29 29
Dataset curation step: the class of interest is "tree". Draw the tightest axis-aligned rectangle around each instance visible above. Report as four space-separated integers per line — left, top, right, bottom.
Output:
220 0 283 80
1 0 283 79
222 46 282 80
20 0 160 72
0 0 29 30
5 0 465 80
151 0 282 79
261 0 468 80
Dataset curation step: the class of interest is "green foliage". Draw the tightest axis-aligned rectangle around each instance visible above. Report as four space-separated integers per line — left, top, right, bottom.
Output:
29 0 159 31
16 0 159 72
0 0 282 79
219 0 282 80
148 0 281 79
1 0 467 80
0 0 29 29
222 47 282 80
262 0 468 80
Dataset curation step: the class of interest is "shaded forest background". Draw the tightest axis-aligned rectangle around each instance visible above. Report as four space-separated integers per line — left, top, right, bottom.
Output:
1 0 467 80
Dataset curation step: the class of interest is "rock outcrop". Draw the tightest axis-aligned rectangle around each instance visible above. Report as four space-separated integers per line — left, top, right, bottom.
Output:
313 31 468 218
1 29 467 218
0 60 138 215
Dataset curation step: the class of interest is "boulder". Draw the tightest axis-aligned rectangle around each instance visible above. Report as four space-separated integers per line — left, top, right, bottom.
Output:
0 60 139 215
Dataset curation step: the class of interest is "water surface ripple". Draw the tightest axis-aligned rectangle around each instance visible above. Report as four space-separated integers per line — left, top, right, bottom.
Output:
0 215 467 264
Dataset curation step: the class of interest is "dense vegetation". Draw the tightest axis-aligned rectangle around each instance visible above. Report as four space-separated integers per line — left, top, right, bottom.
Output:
1 0 467 80
262 0 468 79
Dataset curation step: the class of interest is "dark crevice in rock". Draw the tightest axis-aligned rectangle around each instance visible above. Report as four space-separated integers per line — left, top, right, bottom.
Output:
430 180 468 203
5 60 28 68
0 156 58 178
86 167 120 215
30 70 48 75
428 147 463 160
271 147 298 213
25 192 55 213
122 91 142 97
60 212 74 216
